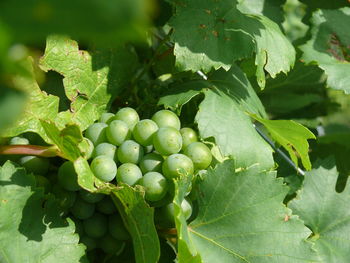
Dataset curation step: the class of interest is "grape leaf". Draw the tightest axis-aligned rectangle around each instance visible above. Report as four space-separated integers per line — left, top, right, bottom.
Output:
300 8 350 93
40 121 83 161
111 184 160 263
195 66 274 171
251 115 316 170
173 175 201 263
2 58 59 142
0 0 151 44
289 158 350 263
0 161 87 262
73 157 97 192
174 160 319 262
158 81 203 114
169 0 295 87
40 35 138 130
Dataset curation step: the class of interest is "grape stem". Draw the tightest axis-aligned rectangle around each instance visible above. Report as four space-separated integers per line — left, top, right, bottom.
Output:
0 145 59 157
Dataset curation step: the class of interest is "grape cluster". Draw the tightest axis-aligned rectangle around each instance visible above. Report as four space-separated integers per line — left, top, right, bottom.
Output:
84 107 212 226
4 107 213 260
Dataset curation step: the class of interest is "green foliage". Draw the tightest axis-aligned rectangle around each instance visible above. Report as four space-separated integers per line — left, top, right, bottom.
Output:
2 58 59 142
40 35 139 130
289 158 350 262
251 115 316 170
300 8 350 93
195 66 274 170
0 0 152 44
0 1 349 262
173 160 318 262
0 161 86 262
111 185 160 263
169 0 295 87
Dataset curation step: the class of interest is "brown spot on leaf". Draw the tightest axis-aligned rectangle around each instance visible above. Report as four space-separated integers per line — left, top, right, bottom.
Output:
212 31 219 37
284 215 290 222
205 9 211 14
327 33 350 62
199 24 206 29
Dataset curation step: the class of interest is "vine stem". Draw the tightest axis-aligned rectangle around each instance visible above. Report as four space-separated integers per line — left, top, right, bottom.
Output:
0 145 59 157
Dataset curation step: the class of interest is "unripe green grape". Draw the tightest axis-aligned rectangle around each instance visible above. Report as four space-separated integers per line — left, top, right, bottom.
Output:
79 189 104 203
184 142 212 170
139 152 163 173
100 112 114 123
151 110 181 130
113 107 139 130
70 197 95 220
162 154 194 179
35 175 51 193
19 156 49 175
132 119 158 146
108 214 131 240
85 122 108 145
153 127 182 156
99 234 125 255
23 132 46 145
96 196 117 215
117 140 144 164
106 120 131 146
83 213 108 238
180 127 198 150
181 198 193 220
52 184 77 211
92 142 118 162
58 161 80 191
116 163 142 186
81 235 97 251
139 172 168 202
90 156 117 182
9 136 29 145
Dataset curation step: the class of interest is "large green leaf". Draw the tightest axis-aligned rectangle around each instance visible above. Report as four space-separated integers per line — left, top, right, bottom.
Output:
0 161 87 262
195 66 274 171
2 58 59 142
40 35 138 130
175 160 318 262
0 0 151 44
251 115 316 170
289 158 350 263
169 0 295 87
111 184 160 263
300 8 350 93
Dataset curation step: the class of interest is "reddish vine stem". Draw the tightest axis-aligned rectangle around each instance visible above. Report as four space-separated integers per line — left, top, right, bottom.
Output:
0 145 59 157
